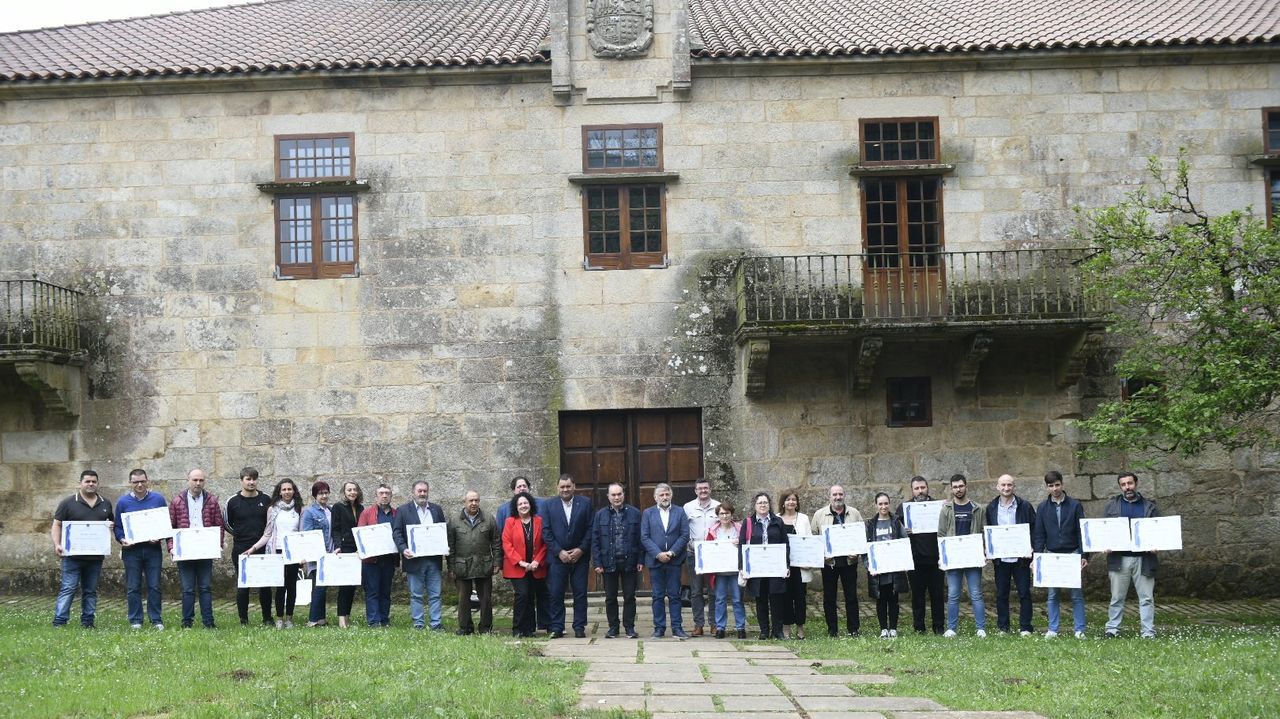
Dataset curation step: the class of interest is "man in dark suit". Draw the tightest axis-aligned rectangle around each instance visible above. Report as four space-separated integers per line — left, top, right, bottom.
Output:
541 474 593 638
392 480 448 630
641 483 690 639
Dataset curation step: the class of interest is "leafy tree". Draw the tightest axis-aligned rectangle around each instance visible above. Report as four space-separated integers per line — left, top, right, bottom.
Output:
1074 153 1280 457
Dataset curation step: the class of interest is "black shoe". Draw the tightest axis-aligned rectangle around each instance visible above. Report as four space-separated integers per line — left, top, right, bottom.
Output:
772 632 785 640
625 629 639 639
652 630 665 639
758 631 769 640
1104 631 1119 639
847 630 860 638
456 629 473 636
574 629 586 638
605 628 618 638
715 629 725 639
550 631 565 639
828 630 839 638
737 629 747 639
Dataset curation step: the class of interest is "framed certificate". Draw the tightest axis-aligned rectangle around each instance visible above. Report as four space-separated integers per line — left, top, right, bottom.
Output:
787 534 826 569
694 540 739 574
238 554 285 588
407 523 449 556
352 523 398 559
1080 518 1133 552
172 527 222 561
822 523 869 558
902 500 946 534
120 507 174 543
937 533 986 570
281 530 327 564
1131 516 1182 551
316 554 362 586
741 544 788 579
866 538 915 574
984 524 1033 560
1032 552 1082 589
62 521 112 557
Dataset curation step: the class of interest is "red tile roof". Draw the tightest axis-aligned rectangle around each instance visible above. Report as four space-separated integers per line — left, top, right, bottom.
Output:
1 0 1276 83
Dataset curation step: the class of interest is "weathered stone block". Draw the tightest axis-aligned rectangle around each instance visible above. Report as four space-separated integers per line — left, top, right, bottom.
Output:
1 432 71 463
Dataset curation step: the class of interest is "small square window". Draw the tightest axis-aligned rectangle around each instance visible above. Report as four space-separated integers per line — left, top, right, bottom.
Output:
276 133 354 181
860 118 938 166
583 125 663 172
886 377 932 427
1265 108 1280 155
1120 377 1161 401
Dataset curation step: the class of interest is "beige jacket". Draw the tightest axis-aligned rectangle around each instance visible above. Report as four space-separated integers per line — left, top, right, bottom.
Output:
811 504 865 568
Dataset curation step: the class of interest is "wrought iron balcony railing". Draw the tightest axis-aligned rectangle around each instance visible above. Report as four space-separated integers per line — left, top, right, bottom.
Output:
735 248 1105 333
0 279 85 356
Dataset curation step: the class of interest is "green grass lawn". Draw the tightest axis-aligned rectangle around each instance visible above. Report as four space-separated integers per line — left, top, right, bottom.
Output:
796 612 1280 719
0 605 582 719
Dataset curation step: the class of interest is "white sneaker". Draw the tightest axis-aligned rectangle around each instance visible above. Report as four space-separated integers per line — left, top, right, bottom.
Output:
888 629 898 638
1043 630 1058 638
1075 631 1086 639
130 623 143 629
879 629 889 638
1020 630 1032 637
943 629 957 638
153 623 164 631
975 629 987 638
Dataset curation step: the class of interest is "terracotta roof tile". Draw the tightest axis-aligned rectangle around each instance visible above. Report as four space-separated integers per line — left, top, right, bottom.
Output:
1 0 1276 83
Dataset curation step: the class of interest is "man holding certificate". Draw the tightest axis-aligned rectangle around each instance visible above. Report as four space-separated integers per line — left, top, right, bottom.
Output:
115 468 167 630
937 474 987 638
810 484 864 638
392 480 448 631
984 474 1036 636
226 467 273 627
357 484 399 627
1032 470 1087 638
168 468 225 629
51 470 114 628
895 476 945 635
1103 472 1159 639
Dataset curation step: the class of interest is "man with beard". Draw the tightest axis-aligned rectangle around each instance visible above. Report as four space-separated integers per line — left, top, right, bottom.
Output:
811 484 864 637
936 474 987 638
895 476 944 634
1103 472 1159 639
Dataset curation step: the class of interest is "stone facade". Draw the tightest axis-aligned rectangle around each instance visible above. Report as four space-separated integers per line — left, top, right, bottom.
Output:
1 2 1277 596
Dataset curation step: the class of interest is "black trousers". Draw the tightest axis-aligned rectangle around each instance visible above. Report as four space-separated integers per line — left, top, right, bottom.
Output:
876 586 900 631
275 562 299 618
908 563 945 634
755 591 786 638
510 575 542 636
783 570 807 626
602 569 639 631
821 563 860 634
233 543 272 624
337 585 359 617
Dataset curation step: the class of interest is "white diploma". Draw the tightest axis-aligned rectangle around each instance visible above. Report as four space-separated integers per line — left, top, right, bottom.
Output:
316 553 362 586
172 526 222 561
822 523 869 558
984 524 1033 560
741 544 788 579
281 530 327 564
1032 552 1082 589
62 521 112 557
937 533 987 570
352 523 398 559
407 523 449 556
694 540 739 575
1131 516 1182 551
238 554 285 588
902 501 946 534
787 534 826 568
1080 518 1133 552
120 507 174 543
867 538 915 574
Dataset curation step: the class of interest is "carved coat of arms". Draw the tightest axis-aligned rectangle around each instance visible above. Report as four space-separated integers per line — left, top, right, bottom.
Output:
587 0 654 58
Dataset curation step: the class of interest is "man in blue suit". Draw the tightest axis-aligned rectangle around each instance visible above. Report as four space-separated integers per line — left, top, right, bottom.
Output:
641 483 690 639
541 474 593 638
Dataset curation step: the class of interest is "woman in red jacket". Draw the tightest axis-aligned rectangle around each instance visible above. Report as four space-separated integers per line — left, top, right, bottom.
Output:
502 491 547 638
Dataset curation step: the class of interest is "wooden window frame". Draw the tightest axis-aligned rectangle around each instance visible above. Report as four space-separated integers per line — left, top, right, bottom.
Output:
582 184 667 270
1268 170 1279 229
860 176 945 266
859 117 940 167
274 132 356 182
582 124 664 174
1264 107 1280 155
886 377 932 427
274 193 359 280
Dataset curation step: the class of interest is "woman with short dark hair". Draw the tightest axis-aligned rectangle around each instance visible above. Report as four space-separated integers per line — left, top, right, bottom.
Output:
303 481 334 627
740 492 790 640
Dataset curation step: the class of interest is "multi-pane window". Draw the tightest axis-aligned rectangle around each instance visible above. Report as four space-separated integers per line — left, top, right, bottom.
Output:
859 117 944 269
886 377 932 427
581 124 667 270
860 118 938 165
274 134 358 279
1267 109 1280 227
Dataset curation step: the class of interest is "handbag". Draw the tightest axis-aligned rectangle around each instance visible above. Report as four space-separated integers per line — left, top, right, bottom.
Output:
294 567 313 606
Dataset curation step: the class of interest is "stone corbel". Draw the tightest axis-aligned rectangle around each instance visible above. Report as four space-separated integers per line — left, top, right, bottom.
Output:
742 339 770 398
14 360 83 419
954 332 994 390
1056 326 1106 388
849 336 883 392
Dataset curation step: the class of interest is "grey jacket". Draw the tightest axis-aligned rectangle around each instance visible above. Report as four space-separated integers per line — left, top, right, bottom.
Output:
1103 493 1159 577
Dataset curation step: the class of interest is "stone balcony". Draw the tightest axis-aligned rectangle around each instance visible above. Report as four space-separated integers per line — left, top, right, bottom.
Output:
0 279 88 419
733 249 1109 396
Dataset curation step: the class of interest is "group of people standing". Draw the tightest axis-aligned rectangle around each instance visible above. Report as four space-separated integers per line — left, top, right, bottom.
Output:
51 468 1160 641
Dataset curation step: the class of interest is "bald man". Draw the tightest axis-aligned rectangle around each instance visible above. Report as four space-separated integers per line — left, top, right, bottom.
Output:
984 474 1036 635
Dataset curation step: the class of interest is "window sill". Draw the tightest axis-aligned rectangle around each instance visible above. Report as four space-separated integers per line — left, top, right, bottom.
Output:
257 179 372 194
1250 154 1280 167
568 171 680 185
850 163 955 177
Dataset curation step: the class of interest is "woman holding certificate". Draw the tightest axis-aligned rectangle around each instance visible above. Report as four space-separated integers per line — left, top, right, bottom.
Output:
706 501 746 639
778 489 811 640
501 491 547 637
866 492 909 638
302 482 335 627
331 482 364 629
245 479 303 628
741 492 789 640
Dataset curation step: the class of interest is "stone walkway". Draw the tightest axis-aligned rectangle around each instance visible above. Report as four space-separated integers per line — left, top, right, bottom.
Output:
540 599 1047 719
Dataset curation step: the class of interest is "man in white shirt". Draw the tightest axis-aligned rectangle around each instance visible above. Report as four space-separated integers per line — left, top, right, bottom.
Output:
682 478 720 636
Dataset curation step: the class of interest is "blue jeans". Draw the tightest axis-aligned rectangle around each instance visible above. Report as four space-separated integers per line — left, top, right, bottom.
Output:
362 559 396 626
713 573 746 631
649 562 683 633
177 559 215 627
1046 587 1086 633
53 557 103 627
308 568 328 623
122 545 163 626
547 559 589 633
405 559 443 629
946 567 986 631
